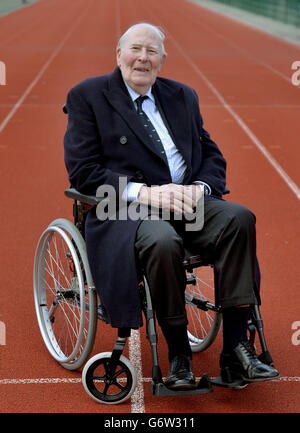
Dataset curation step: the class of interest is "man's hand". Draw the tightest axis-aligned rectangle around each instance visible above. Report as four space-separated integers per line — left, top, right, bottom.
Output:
137 183 203 216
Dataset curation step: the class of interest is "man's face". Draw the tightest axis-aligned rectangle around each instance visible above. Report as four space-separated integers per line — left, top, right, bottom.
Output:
117 26 166 95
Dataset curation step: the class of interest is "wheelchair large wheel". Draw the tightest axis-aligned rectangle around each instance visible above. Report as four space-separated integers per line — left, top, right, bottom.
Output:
185 266 222 352
82 352 137 404
33 218 98 370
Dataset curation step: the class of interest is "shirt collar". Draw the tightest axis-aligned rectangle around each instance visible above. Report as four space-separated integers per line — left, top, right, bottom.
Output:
123 79 155 104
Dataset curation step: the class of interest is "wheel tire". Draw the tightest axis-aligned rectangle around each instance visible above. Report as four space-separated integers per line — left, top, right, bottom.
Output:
33 218 97 370
82 352 137 404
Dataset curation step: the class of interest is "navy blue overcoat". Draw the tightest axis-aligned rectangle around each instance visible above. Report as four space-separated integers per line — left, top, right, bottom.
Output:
64 67 226 328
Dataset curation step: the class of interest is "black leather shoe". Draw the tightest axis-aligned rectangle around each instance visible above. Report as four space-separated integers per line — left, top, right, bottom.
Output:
220 341 279 383
164 355 196 390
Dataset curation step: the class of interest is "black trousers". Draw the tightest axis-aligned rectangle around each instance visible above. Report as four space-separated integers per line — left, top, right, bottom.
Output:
135 198 258 328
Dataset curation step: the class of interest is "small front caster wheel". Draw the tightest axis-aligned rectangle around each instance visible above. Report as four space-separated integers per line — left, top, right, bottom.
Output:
82 352 137 404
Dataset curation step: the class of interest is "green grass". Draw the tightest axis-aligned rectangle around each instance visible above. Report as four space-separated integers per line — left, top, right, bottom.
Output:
0 0 41 17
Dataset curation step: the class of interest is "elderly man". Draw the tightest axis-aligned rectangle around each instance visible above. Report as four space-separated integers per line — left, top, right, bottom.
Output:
64 22 278 389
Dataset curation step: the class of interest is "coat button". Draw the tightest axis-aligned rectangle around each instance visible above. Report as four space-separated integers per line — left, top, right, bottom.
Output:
120 136 127 144
135 170 144 180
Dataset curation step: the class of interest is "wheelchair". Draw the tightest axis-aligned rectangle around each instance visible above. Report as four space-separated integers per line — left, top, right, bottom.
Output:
33 187 276 404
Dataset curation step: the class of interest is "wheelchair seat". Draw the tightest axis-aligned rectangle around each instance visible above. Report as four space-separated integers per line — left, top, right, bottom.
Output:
64 187 211 268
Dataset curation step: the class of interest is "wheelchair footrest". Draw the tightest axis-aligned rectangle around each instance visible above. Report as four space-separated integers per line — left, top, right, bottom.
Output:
151 373 213 396
210 376 249 389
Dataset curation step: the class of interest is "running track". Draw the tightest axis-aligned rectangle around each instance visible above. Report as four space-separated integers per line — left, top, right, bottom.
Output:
0 0 299 414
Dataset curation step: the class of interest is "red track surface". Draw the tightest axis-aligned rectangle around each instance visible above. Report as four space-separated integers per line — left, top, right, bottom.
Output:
0 0 299 414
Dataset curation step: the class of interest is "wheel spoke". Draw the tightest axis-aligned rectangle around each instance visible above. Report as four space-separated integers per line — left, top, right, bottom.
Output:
112 380 126 391
82 354 136 403
186 267 221 352
112 367 127 378
34 221 96 369
102 382 110 396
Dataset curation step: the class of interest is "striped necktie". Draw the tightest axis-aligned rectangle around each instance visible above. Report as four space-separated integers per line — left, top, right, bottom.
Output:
135 95 168 164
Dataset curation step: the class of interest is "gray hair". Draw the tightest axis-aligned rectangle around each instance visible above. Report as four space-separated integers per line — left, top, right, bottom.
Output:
117 22 167 56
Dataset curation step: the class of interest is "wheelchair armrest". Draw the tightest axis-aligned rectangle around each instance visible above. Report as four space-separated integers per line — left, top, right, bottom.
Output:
64 188 103 206
64 185 230 205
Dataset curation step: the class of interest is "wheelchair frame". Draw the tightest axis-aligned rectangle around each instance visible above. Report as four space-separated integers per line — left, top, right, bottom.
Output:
33 187 275 404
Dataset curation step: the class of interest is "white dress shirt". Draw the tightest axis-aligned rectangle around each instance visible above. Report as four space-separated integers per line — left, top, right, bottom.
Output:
122 81 211 201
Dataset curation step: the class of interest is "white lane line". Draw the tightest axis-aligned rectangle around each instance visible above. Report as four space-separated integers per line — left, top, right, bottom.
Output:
0 0 92 134
0 378 82 384
171 37 300 200
145 6 300 201
113 1 144 414
129 329 145 413
183 7 295 85
0 376 299 385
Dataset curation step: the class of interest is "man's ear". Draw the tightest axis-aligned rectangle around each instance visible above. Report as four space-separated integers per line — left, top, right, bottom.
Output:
158 54 166 72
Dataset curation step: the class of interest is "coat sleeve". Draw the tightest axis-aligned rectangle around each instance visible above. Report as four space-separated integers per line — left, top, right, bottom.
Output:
190 89 227 197
63 83 130 197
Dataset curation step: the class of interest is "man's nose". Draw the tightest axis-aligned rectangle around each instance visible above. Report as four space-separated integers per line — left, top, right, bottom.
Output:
138 48 149 61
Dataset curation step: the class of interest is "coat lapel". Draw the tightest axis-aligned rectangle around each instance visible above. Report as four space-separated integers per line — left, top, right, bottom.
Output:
103 68 192 174
153 79 192 169
103 68 170 165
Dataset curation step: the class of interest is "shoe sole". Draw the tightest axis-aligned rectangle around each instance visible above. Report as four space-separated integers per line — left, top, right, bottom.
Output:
232 383 249 389
220 365 280 383
165 381 197 390
222 372 280 384
238 373 280 383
